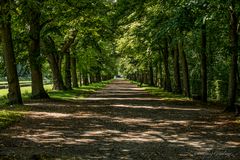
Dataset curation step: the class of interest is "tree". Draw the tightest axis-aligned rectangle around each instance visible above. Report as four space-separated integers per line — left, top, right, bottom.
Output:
226 0 238 114
173 44 182 94
42 36 66 90
0 0 23 104
162 38 172 92
201 17 207 102
28 0 49 99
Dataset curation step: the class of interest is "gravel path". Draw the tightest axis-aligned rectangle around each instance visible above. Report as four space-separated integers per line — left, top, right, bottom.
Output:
0 79 239 160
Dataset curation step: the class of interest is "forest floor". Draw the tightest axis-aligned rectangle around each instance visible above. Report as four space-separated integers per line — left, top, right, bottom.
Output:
0 79 240 160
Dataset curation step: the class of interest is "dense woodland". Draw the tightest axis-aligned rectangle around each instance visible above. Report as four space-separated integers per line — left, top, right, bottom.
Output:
0 0 240 115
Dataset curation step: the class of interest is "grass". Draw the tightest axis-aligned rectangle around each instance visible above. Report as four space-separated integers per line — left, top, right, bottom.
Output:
0 80 112 129
48 80 112 100
144 87 189 100
131 81 192 105
0 81 32 85
0 80 112 103
0 85 53 104
0 110 22 129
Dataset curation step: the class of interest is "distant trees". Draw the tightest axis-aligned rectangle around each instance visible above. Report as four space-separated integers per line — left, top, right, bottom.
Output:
115 0 240 114
1 0 239 115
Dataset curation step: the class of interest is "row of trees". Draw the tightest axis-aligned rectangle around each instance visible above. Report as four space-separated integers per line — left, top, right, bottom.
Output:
1 0 240 115
0 0 117 104
115 0 240 114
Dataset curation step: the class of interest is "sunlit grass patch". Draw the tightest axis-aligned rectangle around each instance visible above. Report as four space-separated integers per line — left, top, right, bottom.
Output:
0 85 53 105
130 80 192 105
0 80 112 103
0 110 22 129
0 85 53 99
144 87 188 100
130 80 148 87
48 80 112 100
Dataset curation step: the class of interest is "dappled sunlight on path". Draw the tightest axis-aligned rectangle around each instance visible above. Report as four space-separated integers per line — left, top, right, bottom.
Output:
0 80 239 159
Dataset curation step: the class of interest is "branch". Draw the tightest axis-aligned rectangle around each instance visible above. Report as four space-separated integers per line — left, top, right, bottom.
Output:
61 30 78 53
40 18 54 30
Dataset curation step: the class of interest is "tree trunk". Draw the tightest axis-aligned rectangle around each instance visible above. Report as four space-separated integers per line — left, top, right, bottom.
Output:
79 71 82 86
64 50 72 90
83 72 89 85
201 20 208 102
155 64 159 86
226 1 238 113
173 45 182 94
162 39 172 92
178 40 190 97
71 56 78 88
149 61 155 86
29 4 49 99
158 52 164 88
0 0 22 104
48 53 66 90
43 36 66 90
96 68 102 83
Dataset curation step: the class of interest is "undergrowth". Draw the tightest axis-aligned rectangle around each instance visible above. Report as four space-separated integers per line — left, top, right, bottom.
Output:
0 110 22 129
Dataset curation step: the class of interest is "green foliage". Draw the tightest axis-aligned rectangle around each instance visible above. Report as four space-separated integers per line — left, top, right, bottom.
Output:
0 110 22 129
1 0 240 105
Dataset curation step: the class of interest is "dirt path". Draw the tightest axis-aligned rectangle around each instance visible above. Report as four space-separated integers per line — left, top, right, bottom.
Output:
0 80 239 160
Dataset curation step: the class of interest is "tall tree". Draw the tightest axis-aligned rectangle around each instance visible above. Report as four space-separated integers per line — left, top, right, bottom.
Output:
62 30 78 90
28 0 49 99
64 50 72 90
71 54 79 88
0 0 23 104
162 38 172 92
173 45 182 94
226 0 238 113
42 36 66 90
178 39 190 97
201 18 207 102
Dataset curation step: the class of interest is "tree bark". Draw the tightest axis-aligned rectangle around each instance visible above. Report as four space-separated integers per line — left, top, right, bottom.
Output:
0 0 23 104
95 68 102 83
178 39 190 97
226 1 238 113
173 45 182 94
201 20 208 102
61 30 78 89
149 60 155 86
162 39 172 92
64 50 72 90
43 36 66 90
29 3 49 99
71 55 78 88
79 71 82 86
158 51 164 88
83 72 89 85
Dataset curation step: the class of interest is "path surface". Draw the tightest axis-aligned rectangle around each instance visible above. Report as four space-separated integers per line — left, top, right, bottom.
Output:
0 80 240 160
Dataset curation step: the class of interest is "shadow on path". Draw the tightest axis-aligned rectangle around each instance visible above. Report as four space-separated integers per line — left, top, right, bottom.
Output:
0 80 239 160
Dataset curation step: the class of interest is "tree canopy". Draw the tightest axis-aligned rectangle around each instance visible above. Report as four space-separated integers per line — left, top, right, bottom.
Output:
1 0 240 114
